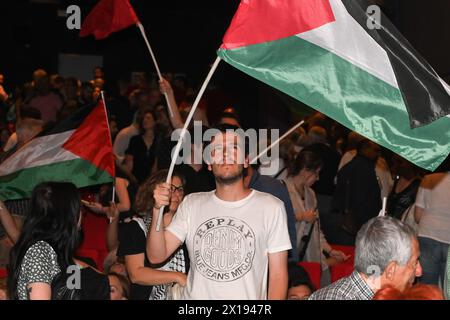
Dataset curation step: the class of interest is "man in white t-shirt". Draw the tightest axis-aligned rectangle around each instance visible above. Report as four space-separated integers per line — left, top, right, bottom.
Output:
147 127 292 299
415 171 450 286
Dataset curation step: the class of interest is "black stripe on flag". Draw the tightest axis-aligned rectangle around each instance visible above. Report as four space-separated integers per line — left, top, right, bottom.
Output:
341 0 450 128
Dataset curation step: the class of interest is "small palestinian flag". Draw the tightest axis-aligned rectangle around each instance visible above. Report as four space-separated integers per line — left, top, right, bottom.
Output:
218 0 450 171
0 101 115 200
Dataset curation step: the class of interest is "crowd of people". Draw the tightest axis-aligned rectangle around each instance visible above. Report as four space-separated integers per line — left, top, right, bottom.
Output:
0 66 449 300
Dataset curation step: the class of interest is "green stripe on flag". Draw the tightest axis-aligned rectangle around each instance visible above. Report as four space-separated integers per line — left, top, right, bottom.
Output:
218 36 450 171
0 158 113 201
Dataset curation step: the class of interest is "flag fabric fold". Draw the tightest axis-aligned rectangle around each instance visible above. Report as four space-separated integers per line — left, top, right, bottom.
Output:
0 101 115 201
218 0 450 171
79 0 139 40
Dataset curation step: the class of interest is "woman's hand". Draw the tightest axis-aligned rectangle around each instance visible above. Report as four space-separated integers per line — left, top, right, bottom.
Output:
153 182 172 210
329 249 351 262
295 209 318 223
105 202 120 220
82 201 106 214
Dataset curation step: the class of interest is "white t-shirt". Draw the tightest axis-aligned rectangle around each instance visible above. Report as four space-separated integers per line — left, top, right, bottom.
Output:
415 172 450 244
166 190 292 300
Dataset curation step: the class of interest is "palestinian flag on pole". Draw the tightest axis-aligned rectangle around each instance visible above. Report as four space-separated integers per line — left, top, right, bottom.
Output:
218 0 450 171
0 101 115 200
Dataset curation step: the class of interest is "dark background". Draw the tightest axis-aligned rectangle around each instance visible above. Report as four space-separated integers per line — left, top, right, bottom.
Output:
0 0 449 129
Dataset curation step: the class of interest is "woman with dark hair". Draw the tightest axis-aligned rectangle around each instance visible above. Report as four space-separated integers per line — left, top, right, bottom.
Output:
117 170 187 300
284 151 349 286
124 108 159 184
7 182 82 300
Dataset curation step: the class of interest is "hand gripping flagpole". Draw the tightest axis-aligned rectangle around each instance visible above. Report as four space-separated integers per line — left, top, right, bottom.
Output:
136 22 174 118
155 56 222 231
249 120 305 165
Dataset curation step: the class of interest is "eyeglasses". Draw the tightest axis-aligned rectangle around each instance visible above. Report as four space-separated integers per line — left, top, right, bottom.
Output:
171 184 184 193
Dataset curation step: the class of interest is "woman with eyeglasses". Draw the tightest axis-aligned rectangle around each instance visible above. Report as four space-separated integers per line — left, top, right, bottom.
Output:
116 170 188 300
284 151 350 287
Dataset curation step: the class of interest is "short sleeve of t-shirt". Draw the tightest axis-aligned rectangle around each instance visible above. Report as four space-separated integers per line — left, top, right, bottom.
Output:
267 201 292 254
22 241 60 286
117 221 146 256
166 196 190 243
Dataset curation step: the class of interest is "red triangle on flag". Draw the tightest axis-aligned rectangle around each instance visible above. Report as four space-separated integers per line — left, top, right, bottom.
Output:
63 101 115 177
221 0 335 50
79 0 139 40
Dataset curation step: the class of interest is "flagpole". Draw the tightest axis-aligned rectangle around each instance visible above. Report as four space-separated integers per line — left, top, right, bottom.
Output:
155 56 222 231
101 91 116 204
136 22 174 118
250 120 305 165
378 197 387 217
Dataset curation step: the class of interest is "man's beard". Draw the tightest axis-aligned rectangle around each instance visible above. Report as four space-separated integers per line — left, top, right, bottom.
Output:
214 166 244 186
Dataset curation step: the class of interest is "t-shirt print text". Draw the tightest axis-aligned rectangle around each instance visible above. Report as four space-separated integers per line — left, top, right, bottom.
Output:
194 217 256 282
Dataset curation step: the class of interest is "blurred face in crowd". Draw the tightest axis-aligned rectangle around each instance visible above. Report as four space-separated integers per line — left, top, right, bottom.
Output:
208 131 248 185
108 275 126 300
287 285 312 300
154 105 170 128
93 87 101 100
0 74 4 85
93 67 104 79
382 237 422 292
296 167 321 188
148 89 161 108
141 112 155 131
169 175 184 213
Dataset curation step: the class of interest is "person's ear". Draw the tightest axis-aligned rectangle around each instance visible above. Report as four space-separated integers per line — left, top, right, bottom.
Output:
384 261 397 281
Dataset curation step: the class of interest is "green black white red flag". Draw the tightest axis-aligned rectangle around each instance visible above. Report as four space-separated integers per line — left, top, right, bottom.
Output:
0 101 115 200
218 0 450 171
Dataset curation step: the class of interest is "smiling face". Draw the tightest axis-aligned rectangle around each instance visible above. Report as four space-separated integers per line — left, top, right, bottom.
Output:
208 131 248 186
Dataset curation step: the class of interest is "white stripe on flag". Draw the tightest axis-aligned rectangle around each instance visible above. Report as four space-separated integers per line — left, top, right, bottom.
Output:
297 0 399 89
0 130 78 175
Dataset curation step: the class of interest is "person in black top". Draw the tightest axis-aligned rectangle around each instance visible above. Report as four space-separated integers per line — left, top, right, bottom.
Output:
331 139 382 244
387 155 422 220
124 108 159 184
117 170 188 300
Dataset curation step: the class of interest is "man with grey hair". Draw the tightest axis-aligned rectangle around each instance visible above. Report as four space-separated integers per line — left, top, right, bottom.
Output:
309 216 422 300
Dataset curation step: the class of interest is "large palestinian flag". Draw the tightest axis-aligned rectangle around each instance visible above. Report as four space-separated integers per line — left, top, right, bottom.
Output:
218 0 450 171
0 101 115 200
